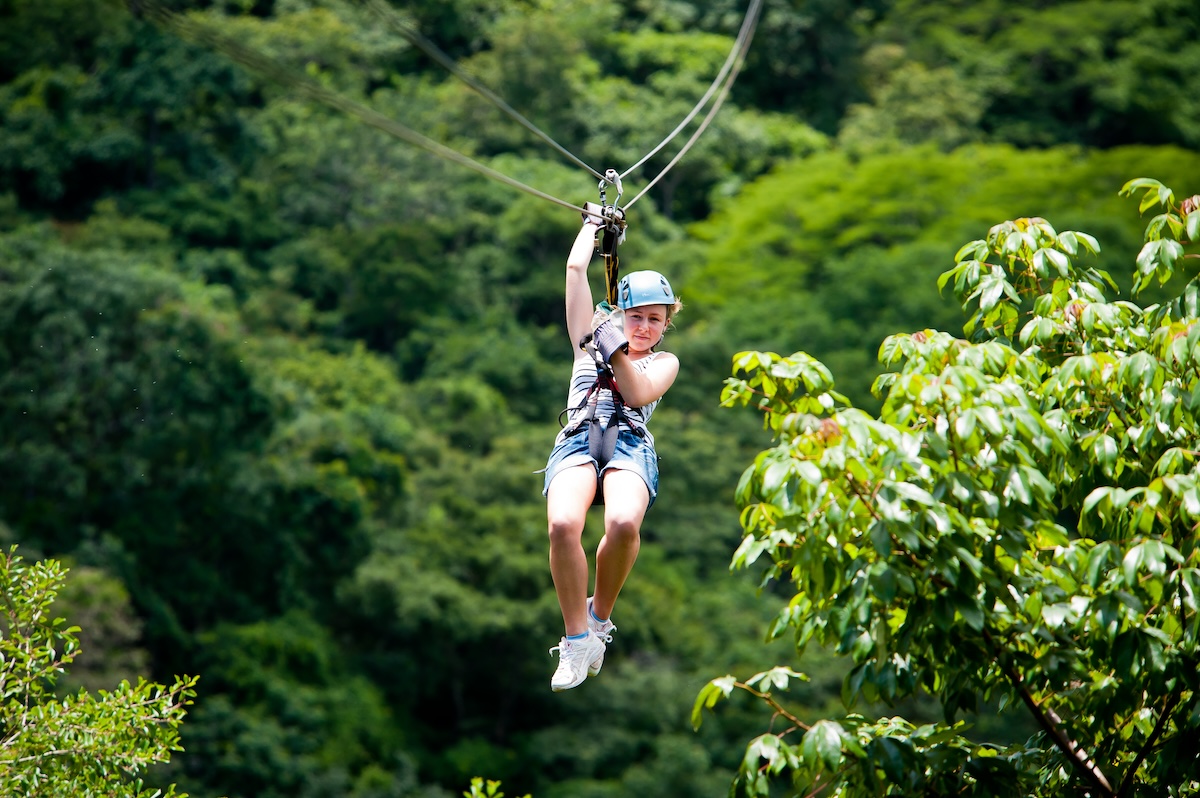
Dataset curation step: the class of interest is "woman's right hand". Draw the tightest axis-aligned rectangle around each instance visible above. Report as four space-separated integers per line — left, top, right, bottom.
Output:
591 304 623 333
581 202 605 227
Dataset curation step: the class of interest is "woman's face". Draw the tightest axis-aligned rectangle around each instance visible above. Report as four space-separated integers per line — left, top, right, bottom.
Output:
624 304 670 353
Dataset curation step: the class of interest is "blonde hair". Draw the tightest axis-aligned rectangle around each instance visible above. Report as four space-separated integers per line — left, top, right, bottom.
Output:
667 298 683 326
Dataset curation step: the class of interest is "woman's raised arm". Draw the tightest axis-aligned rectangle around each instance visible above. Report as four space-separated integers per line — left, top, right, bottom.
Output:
564 222 601 350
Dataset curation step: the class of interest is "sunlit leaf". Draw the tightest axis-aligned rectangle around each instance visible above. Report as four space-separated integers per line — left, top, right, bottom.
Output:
801 720 846 771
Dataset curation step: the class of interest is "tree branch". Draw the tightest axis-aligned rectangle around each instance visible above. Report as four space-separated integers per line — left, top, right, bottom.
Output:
1116 688 1181 798
734 680 810 735
982 629 1115 797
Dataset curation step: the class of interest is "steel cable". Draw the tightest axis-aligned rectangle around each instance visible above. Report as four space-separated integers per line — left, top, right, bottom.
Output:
137 2 592 215
624 0 761 211
138 0 760 221
619 0 763 182
355 0 764 210
358 0 606 181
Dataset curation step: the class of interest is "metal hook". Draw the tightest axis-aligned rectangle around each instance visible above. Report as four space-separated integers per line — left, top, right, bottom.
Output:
604 169 623 206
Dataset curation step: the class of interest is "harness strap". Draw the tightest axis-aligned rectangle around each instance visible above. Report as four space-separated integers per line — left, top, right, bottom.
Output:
587 410 622 466
595 170 626 307
601 229 621 307
561 341 644 505
583 405 632 507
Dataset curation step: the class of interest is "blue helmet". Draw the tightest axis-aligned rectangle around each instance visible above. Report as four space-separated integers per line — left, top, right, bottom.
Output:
617 270 675 310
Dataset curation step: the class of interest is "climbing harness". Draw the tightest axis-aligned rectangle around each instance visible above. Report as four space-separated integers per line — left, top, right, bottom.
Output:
557 336 646 506
554 244 678 506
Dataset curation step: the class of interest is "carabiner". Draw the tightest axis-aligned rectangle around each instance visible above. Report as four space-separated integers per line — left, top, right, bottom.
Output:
603 169 623 207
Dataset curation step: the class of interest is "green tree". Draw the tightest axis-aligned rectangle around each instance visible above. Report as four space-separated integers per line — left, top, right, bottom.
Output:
873 0 1200 149
0 546 197 798
837 44 985 154
698 178 1200 795
176 612 423 798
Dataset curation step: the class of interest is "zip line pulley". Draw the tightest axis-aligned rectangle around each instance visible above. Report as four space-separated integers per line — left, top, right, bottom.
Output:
582 170 627 307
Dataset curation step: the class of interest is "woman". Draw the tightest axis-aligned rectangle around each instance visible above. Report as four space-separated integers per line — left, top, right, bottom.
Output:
541 219 682 692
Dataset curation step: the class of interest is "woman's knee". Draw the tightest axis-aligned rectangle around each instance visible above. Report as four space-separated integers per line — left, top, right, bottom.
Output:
603 514 641 546
547 514 585 547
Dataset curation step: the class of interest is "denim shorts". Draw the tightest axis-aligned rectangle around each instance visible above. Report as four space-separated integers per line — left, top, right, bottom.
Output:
541 428 660 508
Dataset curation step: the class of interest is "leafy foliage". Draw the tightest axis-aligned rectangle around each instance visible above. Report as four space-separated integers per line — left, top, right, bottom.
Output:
701 180 1200 795
0 547 196 798
872 0 1200 149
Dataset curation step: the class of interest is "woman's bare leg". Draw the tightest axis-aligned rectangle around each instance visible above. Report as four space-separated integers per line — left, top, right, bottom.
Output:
546 465 598 636
591 469 649 620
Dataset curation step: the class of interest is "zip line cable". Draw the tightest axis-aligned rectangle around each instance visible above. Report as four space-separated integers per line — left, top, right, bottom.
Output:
619 0 763 182
137 0 761 221
138 2 590 215
356 0 763 196
624 0 760 211
358 0 764 198
357 0 606 182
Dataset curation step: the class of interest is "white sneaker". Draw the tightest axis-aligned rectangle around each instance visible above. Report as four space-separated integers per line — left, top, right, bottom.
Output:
549 631 606 692
585 597 616 676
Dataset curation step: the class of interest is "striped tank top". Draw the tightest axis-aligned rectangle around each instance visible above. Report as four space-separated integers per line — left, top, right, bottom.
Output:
555 351 663 446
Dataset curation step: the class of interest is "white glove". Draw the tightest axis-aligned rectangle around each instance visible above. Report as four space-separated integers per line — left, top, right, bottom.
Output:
591 305 625 334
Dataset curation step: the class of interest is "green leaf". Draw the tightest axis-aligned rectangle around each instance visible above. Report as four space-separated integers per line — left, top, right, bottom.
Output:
1045 247 1069 276
735 466 757 506
955 545 983 578
954 240 987 263
796 460 822 485
976 407 1004 436
954 410 977 442
1004 468 1032 505
1136 241 1160 275
744 734 780 774
957 597 984 631
1183 488 1200 518
1121 177 1165 195
874 737 908 783
980 276 1005 311
1123 545 1145 589
889 481 935 506
1092 434 1118 475
1041 603 1072 628
1076 232 1101 254
1139 185 1174 214
869 563 898 603
692 676 737 728
801 720 846 771
870 521 892 556
761 459 792 496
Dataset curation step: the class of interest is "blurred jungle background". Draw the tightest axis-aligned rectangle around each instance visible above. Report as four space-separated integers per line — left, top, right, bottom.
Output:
2 0 1199 795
